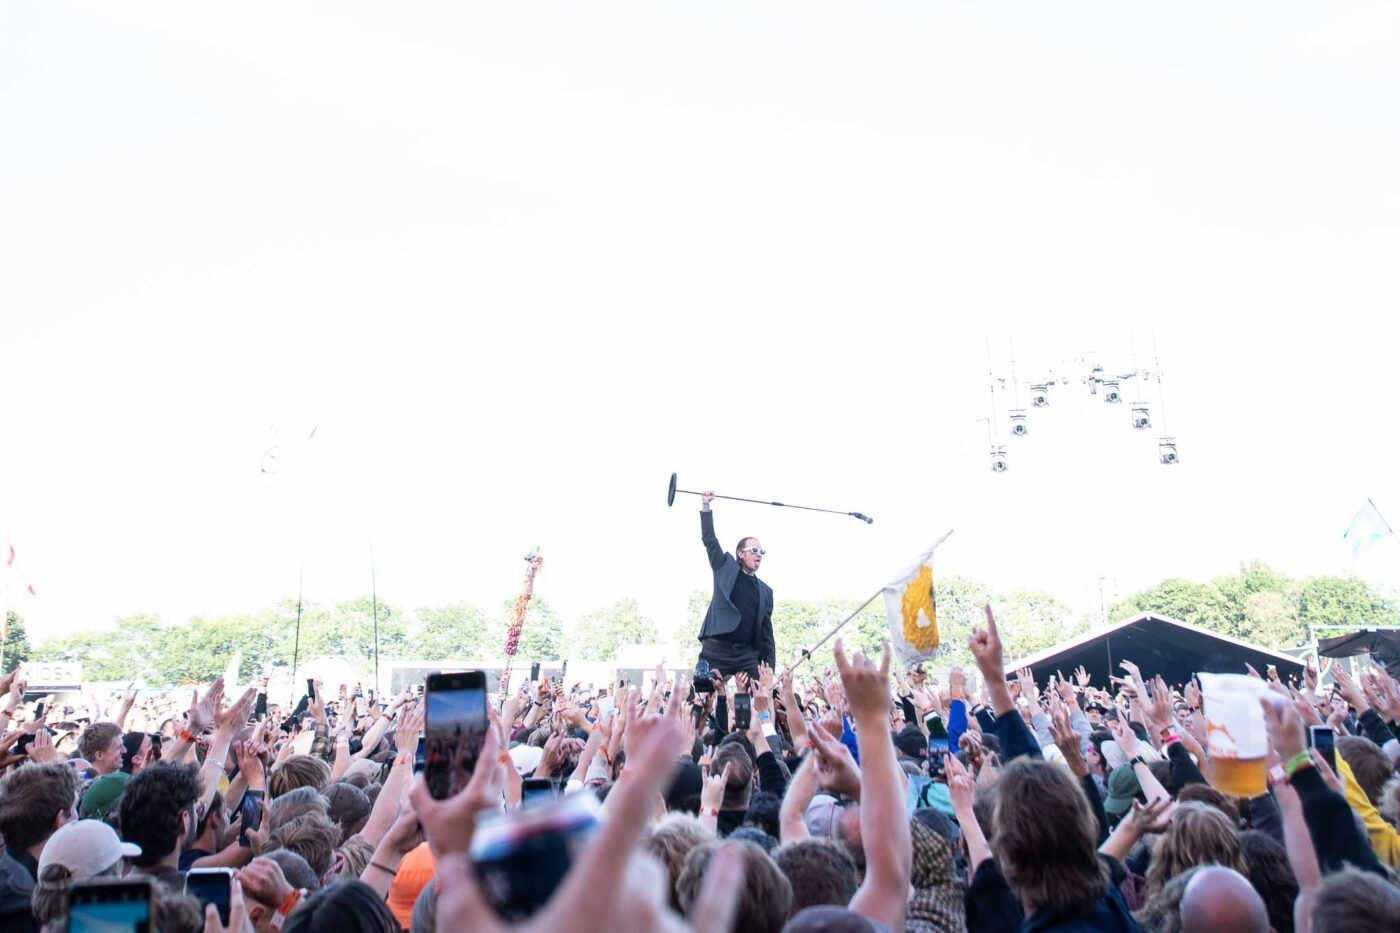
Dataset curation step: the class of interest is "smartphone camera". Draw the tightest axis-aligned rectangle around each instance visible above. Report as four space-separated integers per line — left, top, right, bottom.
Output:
1308 725 1336 773
733 693 751 731
425 671 488 800
520 777 556 809
69 878 156 933
185 869 234 925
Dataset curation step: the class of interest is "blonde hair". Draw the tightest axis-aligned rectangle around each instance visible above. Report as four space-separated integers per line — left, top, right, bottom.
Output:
1146 802 1245 895
991 758 1108 917
269 756 332 798
642 814 714 911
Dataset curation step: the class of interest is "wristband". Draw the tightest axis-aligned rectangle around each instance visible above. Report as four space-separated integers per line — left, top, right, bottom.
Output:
369 861 398 876
269 889 305 930
180 729 197 743
757 711 771 722
1284 750 1313 777
394 753 412 767
701 807 718 817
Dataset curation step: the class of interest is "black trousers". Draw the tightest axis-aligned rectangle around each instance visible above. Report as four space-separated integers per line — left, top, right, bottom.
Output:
698 637 761 680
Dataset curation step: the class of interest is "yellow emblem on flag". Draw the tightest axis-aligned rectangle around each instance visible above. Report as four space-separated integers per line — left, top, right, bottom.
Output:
882 531 953 665
901 564 939 651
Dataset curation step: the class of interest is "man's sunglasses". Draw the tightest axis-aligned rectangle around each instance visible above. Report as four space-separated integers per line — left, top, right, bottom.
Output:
740 547 766 556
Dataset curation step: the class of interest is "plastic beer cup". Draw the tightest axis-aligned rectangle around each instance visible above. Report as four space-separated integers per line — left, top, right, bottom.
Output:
1197 673 1270 797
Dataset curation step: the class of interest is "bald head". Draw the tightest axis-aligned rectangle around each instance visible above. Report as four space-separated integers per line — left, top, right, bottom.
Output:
1180 865 1270 933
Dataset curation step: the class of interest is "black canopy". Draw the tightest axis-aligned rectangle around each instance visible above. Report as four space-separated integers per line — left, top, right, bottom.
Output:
1015 613 1305 688
1317 629 1400 675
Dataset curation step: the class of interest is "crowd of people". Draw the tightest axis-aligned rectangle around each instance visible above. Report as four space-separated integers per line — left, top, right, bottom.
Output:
1 607 1400 932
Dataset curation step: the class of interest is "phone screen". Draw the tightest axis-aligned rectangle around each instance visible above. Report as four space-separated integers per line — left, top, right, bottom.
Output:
414 736 426 774
928 745 949 779
1309 726 1336 773
426 671 488 800
69 881 155 933
185 871 232 925
529 662 541 683
239 791 264 847
521 778 555 809
734 693 751 731
306 679 316 698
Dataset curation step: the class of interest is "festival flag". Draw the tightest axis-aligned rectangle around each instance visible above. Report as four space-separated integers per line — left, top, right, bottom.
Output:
882 531 953 666
1344 499 1392 556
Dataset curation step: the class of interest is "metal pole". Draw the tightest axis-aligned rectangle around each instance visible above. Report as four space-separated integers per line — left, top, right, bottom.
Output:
290 560 304 707
370 539 380 692
786 587 884 672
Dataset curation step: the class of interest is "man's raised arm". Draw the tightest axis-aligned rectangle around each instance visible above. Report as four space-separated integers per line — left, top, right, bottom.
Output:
700 490 725 570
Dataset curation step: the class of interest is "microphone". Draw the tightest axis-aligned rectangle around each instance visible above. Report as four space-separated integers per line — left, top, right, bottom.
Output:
850 512 874 524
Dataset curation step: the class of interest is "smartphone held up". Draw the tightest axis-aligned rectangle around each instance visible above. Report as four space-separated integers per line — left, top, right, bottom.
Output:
425 671 488 800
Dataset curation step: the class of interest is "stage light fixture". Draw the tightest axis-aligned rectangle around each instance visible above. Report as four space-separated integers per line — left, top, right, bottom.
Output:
990 447 1008 473
1010 411 1028 436
1131 405 1151 430
1102 381 1122 403
1030 384 1049 407
1158 438 1178 465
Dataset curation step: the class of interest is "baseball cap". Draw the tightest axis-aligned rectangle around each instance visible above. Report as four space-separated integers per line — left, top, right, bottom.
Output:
508 744 543 776
39 820 141 883
1103 764 1142 816
80 772 131 820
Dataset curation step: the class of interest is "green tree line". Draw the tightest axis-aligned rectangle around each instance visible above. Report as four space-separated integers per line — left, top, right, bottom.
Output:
14 562 1395 684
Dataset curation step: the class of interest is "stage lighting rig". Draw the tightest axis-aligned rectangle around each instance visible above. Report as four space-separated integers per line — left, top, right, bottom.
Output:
980 336 1181 472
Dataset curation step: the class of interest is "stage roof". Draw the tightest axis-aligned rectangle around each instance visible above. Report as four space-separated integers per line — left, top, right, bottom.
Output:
1013 613 1306 687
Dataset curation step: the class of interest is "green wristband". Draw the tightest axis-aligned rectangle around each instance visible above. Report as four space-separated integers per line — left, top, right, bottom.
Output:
1284 750 1312 777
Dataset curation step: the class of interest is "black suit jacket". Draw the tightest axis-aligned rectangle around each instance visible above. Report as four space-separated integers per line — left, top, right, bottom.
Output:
697 510 775 668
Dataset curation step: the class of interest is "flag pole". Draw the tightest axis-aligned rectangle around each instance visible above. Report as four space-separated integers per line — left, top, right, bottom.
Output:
785 587 884 673
1369 499 1398 539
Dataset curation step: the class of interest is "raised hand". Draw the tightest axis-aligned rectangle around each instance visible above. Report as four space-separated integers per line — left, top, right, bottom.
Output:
949 667 967 701
1050 704 1087 777
1331 667 1369 714
217 688 258 734
1016 667 1039 706
808 726 862 799
1125 796 1173 836
188 677 224 734
1260 693 1305 761
833 639 891 722
27 727 58 763
945 753 976 812
757 662 774 697
1075 665 1091 689
700 761 732 814
1304 658 1319 693
968 605 1005 680
1107 715 1139 759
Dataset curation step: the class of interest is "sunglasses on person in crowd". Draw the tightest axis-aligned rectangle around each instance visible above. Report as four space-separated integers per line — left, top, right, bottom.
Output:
740 546 766 556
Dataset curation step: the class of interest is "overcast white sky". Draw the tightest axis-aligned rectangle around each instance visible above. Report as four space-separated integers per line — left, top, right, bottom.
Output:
3 1 1399 648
